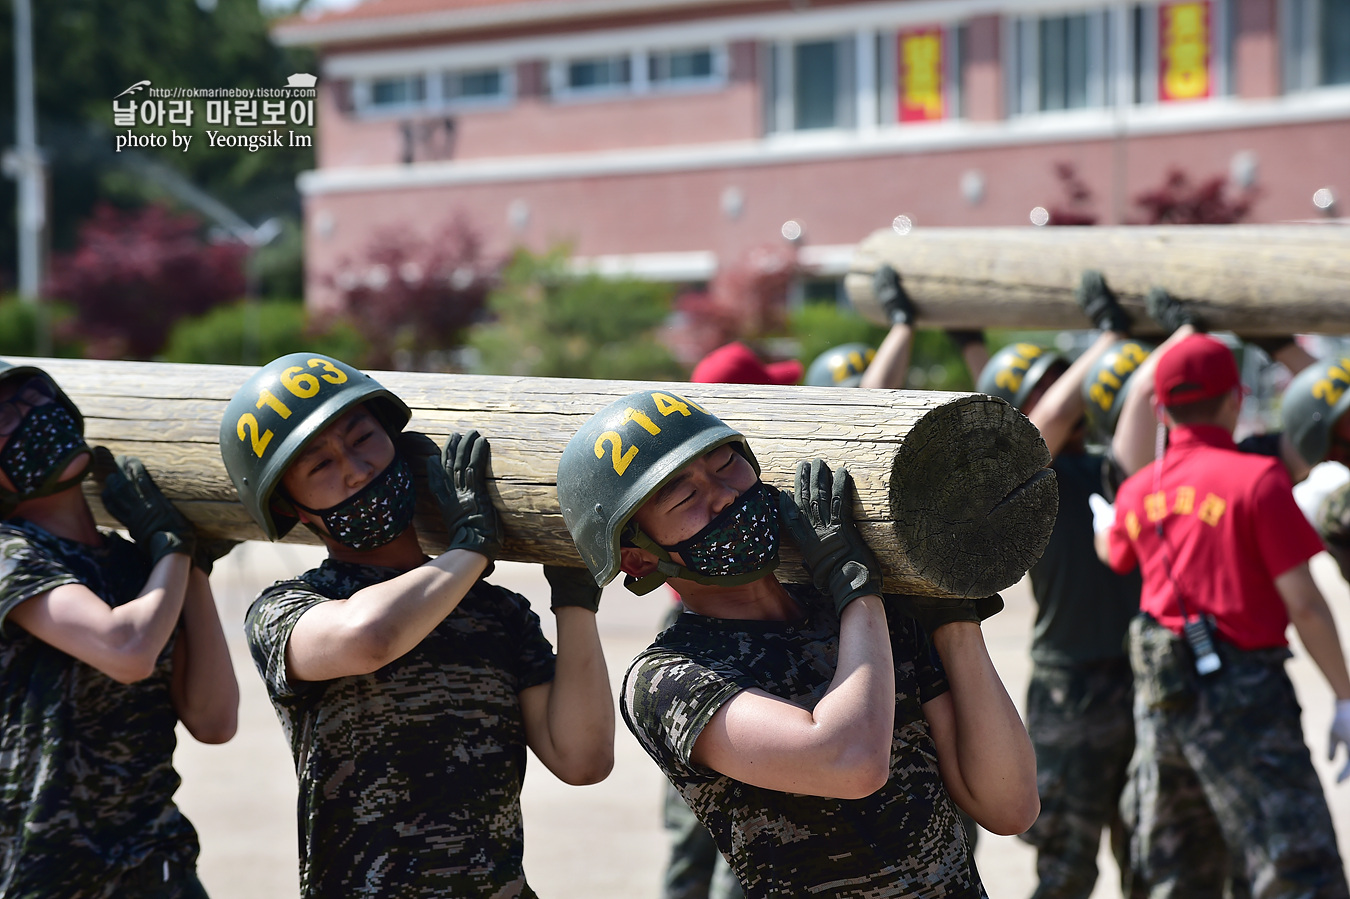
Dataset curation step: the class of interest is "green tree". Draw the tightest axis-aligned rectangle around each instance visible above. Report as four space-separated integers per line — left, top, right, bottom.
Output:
0 296 81 356
161 299 368 366
469 247 683 380
0 0 315 283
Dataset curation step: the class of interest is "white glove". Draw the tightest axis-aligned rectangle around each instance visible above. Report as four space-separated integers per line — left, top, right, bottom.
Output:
1089 493 1116 537
1330 699 1350 784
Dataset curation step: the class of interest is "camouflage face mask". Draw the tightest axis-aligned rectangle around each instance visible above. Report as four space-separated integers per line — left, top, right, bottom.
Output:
295 453 416 552
0 402 90 496
665 480 780 579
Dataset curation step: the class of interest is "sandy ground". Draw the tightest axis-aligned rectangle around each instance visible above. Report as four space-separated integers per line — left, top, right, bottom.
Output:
175 544 1350 899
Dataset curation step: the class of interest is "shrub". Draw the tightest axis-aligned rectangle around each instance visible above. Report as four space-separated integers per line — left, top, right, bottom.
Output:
161 299 368 366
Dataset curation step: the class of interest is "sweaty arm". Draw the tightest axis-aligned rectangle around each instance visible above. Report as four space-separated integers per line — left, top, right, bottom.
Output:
520 605 615 786
689 595 895 800
923 623 1039 835
170 567 239 744
1276 563 1350 701
285 549 488 682
8 552 191 684
859 323 914 390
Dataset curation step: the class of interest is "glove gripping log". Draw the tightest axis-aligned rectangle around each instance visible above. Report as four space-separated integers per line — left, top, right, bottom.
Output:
30 357 1057 600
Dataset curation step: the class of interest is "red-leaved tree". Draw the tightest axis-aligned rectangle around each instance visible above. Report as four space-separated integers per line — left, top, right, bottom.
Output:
324 216 497 369
46 203 248 358
1133 167 1257 224
665 243 801 365
1047 162 1099 226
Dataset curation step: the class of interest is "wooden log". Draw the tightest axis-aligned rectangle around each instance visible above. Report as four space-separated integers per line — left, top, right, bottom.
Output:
844 225 1350 337
28 357 1056 600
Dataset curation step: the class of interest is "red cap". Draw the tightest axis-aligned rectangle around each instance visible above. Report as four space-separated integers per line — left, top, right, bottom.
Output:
1154 334 1240 407
691 342 803 386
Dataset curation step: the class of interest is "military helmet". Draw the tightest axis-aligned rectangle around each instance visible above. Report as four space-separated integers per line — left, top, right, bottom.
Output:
219 353 411 540
557 389 759 587
0 359 83 433
1081 339 1154 441
804 343 876 388
1283 353 1350 466
976 343 1066 409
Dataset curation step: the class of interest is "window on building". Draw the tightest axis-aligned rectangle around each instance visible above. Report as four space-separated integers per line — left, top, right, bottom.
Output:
566 55 632 91
444 67 507 103
1011 12 1108 113
370 75 427 108
765 36 856 131
1321 0 1350 83
1282 0 1350 89
649 47 717 85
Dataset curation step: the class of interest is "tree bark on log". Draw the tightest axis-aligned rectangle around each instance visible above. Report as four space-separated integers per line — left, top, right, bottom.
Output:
31 357 1057 599
845 225 1350 336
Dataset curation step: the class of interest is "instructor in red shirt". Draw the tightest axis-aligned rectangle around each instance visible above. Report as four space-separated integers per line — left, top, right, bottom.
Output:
1098 333 1350 899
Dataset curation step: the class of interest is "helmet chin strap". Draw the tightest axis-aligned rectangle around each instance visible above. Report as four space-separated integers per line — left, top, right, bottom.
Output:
620 525 776 595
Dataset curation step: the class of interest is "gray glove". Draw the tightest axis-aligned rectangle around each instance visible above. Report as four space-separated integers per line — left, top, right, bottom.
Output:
544 565 602 613
426 430 503 569
1146 287 1201 334
777 459 883 617
98 448 196 566
899 593 1004 637
873 265 915 326
1076 270 1131 334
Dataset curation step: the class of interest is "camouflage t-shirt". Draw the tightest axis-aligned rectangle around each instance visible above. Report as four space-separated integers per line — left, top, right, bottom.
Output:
1319 481 1350 583
0 519 196 899
622 584 984 899
245 559 557 899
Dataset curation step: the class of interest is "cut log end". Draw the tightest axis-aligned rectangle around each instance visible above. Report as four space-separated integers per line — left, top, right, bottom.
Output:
890 395 1057 597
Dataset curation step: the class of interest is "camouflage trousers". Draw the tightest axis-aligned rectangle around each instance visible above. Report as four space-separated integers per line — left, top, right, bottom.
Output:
1126 614 1349 899
1019 658 1137 899
662 781 744 899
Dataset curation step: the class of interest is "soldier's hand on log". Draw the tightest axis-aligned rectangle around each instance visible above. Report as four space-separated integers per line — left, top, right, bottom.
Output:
897 593 1005 637
1076 270 1131 334
1146 286 1201 334
777 459 883 617
1331 699 1350 783
98 449 196 566
873 265 915 326
543 564 602 614
427 430 502 571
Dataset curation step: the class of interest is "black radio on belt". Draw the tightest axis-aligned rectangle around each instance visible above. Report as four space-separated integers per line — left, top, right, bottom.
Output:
1182 616 1222 676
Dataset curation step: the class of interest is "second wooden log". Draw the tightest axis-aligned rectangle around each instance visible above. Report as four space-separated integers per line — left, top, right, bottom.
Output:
845 224 1350 336
27 357 1057 600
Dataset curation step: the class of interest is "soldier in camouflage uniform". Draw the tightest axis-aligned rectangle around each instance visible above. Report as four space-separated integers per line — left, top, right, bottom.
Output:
556 389 1038 899
0 360 239 899
972 272 1144 899
1098 334 1350 899
219 353 613 899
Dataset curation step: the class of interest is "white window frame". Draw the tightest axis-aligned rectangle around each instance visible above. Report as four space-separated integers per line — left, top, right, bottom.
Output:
1009 10 1113 116
645 44 728 93
766 33 858 133
359 73 429 114
1282 0 1350 91
440 65 515 110
552 53 637 100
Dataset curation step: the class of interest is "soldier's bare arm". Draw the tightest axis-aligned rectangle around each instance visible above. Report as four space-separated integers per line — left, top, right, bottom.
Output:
284 550 488 681
922 622 1040 835
519 605 614 786
7 553 190 684
1275 562 1350 702
169 566 238 744
688 594 895 799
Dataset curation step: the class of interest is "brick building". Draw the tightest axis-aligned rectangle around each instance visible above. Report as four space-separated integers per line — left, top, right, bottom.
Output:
275 0 1350 310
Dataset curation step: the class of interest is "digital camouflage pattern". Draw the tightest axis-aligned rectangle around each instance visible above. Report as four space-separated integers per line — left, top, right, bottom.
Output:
0 520 199 899
1125 615 1348 898
245 559 556 899
662 779 744 899
1318 482 1350 584
1019 659 1136 899
622 583 985 899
